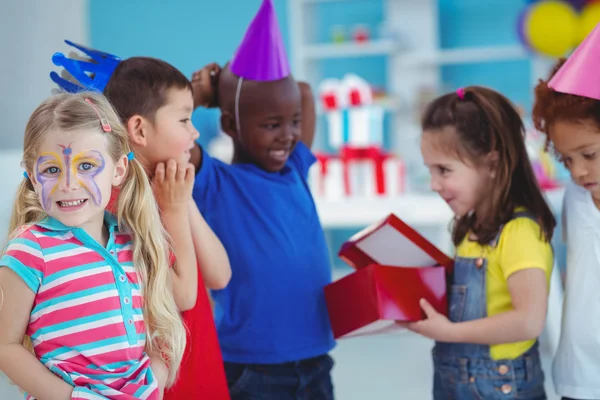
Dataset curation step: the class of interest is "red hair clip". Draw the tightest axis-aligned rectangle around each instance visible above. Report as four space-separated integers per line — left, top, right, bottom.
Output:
85 98 112 132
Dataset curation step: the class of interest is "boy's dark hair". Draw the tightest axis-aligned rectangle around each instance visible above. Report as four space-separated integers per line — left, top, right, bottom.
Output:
532 58 600 145
104 57 192 123
421 86 556 246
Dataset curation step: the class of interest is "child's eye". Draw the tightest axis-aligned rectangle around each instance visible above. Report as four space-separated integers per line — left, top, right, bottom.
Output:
263 123 279 130
559 156 571 167
583 152 597 160
292 119 301 128
44 166 60 175
438 166 450 175
78 162 95 172
180 118 191 124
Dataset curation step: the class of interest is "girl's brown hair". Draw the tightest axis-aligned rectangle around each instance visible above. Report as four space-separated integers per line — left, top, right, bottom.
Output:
421 86 556 246
533 58 600 142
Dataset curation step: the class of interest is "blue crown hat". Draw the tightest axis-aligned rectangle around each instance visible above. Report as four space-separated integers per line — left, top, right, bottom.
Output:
50 40 121 93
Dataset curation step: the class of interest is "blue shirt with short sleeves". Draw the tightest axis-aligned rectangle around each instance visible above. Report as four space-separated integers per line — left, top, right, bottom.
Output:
192 142 335 364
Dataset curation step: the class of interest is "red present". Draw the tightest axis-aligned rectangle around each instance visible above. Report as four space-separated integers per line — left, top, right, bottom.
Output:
340 145 388 196
324 214 454 339
309 149 406 199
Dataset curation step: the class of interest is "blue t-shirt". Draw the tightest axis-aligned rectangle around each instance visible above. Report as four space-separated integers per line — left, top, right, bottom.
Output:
192 142 336 364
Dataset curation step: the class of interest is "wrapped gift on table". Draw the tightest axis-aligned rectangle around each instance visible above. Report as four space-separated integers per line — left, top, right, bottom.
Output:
309 152 344 199
318 74 384 150
340 146 405 197
324 214 453 339
308 147 405 199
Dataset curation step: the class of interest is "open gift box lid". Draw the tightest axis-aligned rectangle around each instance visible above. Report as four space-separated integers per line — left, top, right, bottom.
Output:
338 213 453 271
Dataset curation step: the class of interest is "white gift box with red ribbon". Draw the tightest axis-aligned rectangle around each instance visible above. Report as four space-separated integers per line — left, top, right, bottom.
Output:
309 146 406 199
318 74 384 150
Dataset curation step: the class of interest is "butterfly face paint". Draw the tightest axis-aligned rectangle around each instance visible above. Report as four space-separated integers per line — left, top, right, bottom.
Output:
35 144 106 212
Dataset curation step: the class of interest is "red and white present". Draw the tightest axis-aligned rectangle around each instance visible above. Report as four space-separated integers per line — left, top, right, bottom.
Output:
324 214 453 339
340 146 405 197
309 147 405 199
318 74 384 149
309 153 344 199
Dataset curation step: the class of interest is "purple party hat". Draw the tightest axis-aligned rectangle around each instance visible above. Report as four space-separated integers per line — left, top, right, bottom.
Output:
230 0 291 81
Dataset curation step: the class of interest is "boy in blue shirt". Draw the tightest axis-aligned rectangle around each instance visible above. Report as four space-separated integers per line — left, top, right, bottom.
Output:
189 0 335 398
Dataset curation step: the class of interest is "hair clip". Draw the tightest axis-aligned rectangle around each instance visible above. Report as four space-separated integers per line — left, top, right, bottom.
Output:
456 88 466 100
127 151 135 160
23 171 29 179
85 98 112 132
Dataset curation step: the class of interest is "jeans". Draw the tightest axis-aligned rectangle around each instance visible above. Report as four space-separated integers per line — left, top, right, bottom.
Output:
224 354 334 400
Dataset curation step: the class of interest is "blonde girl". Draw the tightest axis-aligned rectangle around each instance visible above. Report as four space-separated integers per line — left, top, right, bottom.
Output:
0 91 185 400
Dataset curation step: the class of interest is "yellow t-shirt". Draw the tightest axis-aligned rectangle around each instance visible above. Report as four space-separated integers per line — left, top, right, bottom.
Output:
455 210 554 360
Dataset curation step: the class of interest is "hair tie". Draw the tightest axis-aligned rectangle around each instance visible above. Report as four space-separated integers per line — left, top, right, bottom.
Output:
127 151 135 160
23 171 29 179
456 88 466 100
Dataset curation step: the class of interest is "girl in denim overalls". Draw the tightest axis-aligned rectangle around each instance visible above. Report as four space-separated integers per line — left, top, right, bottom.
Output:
411 86 556 399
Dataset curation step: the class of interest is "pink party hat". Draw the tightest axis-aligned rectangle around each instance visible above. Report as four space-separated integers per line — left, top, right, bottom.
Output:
230 0 291 81
549 22 600 100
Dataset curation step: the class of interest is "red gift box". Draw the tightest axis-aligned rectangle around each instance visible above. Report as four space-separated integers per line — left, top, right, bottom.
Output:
324 214 454 339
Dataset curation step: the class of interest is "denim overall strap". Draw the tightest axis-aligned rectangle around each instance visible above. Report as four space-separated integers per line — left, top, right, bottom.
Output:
432 211 546 400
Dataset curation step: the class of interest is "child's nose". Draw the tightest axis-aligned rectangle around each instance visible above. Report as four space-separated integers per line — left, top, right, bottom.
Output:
282 124 297 140
571 159 587 180
191 126 200 141
430 176 442 192
58 173 80 191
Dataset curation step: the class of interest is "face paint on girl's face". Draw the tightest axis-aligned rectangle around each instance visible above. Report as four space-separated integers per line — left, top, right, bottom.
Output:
35 151 63 211
70 150 106 205
35 144 107 212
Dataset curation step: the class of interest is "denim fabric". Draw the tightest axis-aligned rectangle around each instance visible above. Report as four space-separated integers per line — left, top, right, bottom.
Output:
224 354 334 400
433 211 546 400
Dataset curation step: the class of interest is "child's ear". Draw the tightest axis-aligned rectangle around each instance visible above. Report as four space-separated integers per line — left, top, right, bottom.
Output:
28 171 41 196
220 110 238 141
487 150 499 178
127 115 148 148
28 171 38 186
112 155 129 186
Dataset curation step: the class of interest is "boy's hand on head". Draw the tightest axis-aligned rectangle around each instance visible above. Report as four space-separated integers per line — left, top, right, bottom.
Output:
191 62 221 109
153 159 195 212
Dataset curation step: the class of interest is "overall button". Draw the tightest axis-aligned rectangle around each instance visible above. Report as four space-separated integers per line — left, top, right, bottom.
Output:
109 250 115 255
498 364 509 375
128 319 133 325
119 275 126 283
501 384 512 394
475 258 484 268
469 376 475 383
123 297 131 305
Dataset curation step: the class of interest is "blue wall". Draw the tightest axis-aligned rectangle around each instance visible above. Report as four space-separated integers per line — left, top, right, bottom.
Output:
90 0 537 268
90 0 289 76
89 0 290 147
439 0 531 110
89 0 532 147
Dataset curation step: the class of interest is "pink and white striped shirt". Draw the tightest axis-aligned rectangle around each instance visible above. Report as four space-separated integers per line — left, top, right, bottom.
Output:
1 213 159 400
